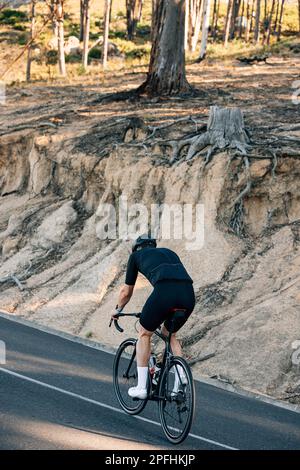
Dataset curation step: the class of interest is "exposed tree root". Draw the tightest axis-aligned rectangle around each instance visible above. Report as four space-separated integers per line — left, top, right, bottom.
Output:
160 106 251 164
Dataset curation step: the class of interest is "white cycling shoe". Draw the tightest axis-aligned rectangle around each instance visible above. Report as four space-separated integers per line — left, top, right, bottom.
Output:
128 386 148 400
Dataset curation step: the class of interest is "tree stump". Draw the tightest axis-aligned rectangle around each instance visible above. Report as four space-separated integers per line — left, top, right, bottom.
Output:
170 106 250 163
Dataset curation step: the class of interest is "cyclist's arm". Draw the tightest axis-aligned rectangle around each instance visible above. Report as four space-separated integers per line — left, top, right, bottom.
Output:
117 284 134 310
116 254 138 310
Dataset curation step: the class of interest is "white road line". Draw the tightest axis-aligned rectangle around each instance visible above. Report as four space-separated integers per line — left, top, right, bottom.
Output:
0 367 237 450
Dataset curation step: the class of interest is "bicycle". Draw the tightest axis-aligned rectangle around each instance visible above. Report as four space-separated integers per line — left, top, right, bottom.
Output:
109 310 195 444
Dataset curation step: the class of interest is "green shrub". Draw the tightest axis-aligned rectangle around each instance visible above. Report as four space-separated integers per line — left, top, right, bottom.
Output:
88 48 102 59
65 53 81 63
13 23 26 32
136 24 151 38
110 30 126 39
125 47 149 59
45 50 58 66
0 9 28 25
17 33 27 45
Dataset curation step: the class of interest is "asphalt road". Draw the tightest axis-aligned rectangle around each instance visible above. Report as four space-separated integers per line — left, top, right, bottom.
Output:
0 315 300 450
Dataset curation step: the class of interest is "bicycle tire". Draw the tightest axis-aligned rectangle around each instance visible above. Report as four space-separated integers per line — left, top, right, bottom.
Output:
158 356 195 444
113 338 148 415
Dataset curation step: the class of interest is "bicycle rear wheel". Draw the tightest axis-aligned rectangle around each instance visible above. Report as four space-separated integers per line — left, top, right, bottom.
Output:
113 338 148 415
158 356 195 444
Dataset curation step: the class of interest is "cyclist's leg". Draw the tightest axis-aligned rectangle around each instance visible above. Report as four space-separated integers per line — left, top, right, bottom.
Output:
138 288 161 367
136 326 153 367
128 290 159 399
128 326 153 398
161 325 182 356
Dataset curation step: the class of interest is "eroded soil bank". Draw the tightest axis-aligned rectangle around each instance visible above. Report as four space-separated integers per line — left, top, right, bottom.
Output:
1 58 300 402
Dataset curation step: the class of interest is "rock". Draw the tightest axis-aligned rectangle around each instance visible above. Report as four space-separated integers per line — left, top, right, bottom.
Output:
90 40 122 58
2 236 21 258
0 131 33 196
48 36 81 56
64 36 81 55
32 201 78 250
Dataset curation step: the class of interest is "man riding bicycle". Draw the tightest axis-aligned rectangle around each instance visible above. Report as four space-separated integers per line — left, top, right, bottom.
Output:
111 234 195 400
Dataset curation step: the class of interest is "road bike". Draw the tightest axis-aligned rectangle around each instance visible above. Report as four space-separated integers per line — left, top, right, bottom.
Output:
110 310 195 444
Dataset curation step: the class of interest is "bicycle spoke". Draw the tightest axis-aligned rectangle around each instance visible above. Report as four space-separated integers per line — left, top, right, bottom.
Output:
113 339 148 415
159 357 195 444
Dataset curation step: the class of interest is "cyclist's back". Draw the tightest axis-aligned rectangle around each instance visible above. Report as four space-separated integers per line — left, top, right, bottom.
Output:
125 247 193 287
125 246 195 333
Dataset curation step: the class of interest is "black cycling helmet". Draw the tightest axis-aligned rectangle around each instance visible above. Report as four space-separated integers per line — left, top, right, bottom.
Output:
132 233 157 253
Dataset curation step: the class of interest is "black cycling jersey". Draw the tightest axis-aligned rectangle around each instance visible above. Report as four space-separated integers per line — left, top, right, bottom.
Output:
125 247 193 286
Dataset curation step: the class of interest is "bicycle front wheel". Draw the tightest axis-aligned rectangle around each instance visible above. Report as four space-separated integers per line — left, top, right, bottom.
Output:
113 338 148 415
158 356 195 444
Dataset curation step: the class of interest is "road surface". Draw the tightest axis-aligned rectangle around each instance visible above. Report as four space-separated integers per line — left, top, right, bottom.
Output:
0 315 300 450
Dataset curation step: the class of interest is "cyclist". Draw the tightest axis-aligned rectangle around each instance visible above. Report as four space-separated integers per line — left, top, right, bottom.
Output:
111 234 195 399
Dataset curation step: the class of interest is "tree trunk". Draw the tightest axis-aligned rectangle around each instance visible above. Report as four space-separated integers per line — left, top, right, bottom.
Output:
185 0 190 50
266 0 275 44
82 0 90 68
126 0 143 40
50 0 58 37
187 0 203 52
250 0 255 31
224 0 234 46
102 0 111 69
274 0 280 32
262 0 267 43
56 0 66 76
212 0 220 39
198 0 211 60
151 0 159 41
277 0 285 41
80 0 84 41
26 0 36 81
254 0 261 43
239 0 245 38
245 0 251 41
140 0 191 96
230 0 241 40
298 0 300 34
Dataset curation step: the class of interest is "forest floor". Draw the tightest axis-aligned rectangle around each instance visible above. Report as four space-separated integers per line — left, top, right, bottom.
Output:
1 50 300 133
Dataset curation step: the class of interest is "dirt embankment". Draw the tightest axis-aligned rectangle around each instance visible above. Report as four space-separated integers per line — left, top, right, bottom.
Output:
1 59 300 402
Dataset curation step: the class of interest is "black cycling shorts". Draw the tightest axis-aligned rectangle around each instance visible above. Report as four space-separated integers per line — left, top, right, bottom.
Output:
140 280 195 333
